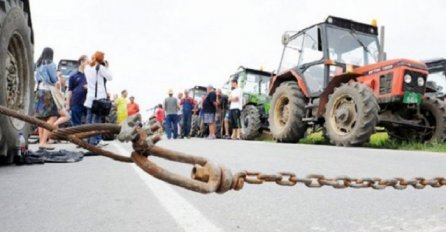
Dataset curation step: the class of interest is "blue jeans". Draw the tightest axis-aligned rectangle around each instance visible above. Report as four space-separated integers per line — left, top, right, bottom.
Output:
165 114 178 139
182 111 192 137
86 108 103 145
70 105 85 126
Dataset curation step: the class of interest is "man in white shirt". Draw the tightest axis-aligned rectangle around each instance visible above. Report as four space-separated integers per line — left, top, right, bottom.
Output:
229 79 243 140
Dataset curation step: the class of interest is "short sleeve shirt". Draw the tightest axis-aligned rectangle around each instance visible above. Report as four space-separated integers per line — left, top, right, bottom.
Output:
230 88 243 110
68 71 87 107
203 91 217 113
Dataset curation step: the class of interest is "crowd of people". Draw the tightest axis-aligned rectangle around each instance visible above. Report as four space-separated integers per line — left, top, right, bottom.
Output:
32 47 244 150
33 47 140 150
154 79 243 140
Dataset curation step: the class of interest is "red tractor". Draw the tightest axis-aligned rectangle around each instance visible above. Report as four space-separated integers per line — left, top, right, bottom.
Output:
268 16 446 146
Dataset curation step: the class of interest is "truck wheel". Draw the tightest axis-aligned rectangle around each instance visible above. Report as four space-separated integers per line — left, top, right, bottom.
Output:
388 97 446 143
241 105 261 140
324 83 379 146
0 0 34 164
269 81 306 143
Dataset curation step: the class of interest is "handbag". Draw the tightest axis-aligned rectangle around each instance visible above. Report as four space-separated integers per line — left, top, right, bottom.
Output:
91 65 112 116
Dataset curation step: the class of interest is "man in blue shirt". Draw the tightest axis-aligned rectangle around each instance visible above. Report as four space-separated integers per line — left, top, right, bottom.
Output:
66 55 88 126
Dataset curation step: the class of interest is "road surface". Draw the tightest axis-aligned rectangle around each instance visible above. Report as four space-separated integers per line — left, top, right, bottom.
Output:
1 138 446 232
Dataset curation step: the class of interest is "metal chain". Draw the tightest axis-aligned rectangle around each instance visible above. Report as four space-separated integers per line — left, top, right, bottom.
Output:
233 171 446 190
0 105 445 194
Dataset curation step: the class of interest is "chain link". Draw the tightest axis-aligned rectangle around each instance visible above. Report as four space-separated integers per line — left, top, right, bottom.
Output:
233 173 446 190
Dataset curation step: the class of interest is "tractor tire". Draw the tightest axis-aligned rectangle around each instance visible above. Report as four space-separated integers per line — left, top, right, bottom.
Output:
240 105 261 140
269 81 307 143
190 115 200 137
0 0 34 164
324 83 379 146
387 97 446 143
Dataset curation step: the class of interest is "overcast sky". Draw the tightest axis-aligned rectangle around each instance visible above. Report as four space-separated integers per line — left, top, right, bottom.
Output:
31 0 446 118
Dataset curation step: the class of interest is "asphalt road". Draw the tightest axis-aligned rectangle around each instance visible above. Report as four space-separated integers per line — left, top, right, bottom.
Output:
1 138 446 232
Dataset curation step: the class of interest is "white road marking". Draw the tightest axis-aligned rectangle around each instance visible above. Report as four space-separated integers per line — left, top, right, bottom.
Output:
114 143 223 232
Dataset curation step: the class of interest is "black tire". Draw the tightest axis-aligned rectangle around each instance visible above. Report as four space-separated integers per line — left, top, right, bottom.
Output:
240 105 261 140
269 81 307 143
0 0 34 164
324 83 379 146
387 97 446 143
190 115 200 137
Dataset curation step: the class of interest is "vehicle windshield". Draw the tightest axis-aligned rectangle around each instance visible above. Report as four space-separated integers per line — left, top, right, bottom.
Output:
243 72 270 95
327 26 379 66
188 88 207 103
221 81 231 95
427 70 446 96
58 61 78 77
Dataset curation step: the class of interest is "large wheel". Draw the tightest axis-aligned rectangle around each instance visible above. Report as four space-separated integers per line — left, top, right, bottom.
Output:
387 97 446 143
240 105 261 140
324 83 379 146
190 115 200 137
0 0 34 164
269 81 307 143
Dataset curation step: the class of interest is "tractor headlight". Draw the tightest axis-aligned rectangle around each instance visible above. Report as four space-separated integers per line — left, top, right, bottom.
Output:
417 77 425 87
404 74 412 84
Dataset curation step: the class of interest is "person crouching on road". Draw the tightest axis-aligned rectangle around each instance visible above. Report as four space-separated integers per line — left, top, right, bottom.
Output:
202 85 217 139
180 90 195 138
84 51 113 146
164 89 179 139
229 79 242 140
66 55 88 126
50 72 71 130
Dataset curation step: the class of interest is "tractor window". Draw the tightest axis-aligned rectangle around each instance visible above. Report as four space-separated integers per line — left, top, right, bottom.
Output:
221 81 231 95
244 72 270 95
278 26 323 73
303 64 325 94
299 27 323 65
278 33 303 73
327 26 379 66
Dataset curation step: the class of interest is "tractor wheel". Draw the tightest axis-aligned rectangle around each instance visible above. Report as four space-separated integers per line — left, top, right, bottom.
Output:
387 97 446 143
324 83 379 146
0 0 34 164
241 105 261 140
190 115 200 137
269 81 306 143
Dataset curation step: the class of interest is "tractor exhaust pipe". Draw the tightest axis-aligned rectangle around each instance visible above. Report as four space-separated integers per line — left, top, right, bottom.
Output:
379 25 386 61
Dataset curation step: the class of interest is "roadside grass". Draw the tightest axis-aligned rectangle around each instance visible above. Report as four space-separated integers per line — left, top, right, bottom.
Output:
262 131 446 153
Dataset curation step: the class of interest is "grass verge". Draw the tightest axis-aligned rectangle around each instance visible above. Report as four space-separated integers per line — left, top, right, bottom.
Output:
266 131 446 153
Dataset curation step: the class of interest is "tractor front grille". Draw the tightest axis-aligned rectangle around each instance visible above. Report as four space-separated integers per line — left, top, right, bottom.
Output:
403 70 426 94
379 73 393 94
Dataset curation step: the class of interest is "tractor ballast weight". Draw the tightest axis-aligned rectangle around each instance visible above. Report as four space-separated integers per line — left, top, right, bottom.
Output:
268 16 446 146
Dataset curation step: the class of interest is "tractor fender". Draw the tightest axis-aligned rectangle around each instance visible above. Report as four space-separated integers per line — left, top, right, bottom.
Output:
269 70 310 97
317 73 361 117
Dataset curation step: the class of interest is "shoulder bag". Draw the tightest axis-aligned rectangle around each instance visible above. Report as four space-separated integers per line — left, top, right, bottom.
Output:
91 65 112 116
